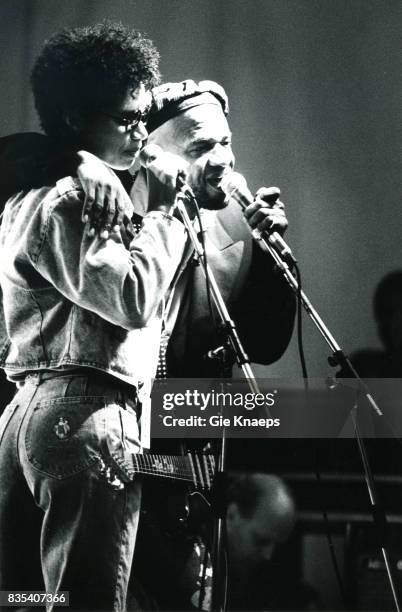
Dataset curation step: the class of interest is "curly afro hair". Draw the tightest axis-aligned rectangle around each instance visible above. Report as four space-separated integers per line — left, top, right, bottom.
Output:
31 21 161 141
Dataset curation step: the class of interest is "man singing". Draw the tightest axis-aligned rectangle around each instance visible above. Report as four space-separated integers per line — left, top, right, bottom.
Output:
140 80 295 376
80 79 296 376
127 81 297 611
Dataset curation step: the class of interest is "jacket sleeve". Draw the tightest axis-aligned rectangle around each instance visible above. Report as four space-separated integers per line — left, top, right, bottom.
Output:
30 183 189 330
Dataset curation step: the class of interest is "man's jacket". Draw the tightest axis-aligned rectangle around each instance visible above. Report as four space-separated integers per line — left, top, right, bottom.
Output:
167 200 296 376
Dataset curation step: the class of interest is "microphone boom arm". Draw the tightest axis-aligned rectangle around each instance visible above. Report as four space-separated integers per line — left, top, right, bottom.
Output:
251 229 381 414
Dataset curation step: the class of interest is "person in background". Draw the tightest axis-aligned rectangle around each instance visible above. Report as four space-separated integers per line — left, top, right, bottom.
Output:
224 473 296 610
338 270 402 377
129 472 297 612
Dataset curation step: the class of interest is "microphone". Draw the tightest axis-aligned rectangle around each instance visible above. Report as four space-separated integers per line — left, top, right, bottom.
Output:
221 172 296 264
139 144 193 197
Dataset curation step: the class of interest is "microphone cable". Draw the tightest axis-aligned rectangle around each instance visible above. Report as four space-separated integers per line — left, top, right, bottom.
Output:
294 262 309 385
292 264 347 607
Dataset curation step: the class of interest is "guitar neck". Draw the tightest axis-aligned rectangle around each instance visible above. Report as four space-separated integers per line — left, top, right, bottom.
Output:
109 450 216 491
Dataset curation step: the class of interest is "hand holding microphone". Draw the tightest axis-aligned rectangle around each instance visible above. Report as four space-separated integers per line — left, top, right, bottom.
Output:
140 146 296 262
221 172 296 264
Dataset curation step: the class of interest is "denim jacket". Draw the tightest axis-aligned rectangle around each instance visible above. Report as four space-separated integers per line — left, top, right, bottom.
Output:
0 176 189 395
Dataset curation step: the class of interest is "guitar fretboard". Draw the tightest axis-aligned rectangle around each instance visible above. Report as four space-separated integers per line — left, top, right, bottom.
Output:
110 451 215 491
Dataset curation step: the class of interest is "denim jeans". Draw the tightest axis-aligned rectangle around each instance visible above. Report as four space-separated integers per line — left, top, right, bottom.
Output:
0 371 142 612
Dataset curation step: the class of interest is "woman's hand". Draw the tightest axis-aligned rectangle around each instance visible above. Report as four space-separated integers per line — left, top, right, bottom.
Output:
77 150 132 239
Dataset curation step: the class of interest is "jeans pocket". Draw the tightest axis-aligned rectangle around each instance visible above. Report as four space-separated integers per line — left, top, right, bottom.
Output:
100 401 142 485
103 401 141 455
25 396 106 479
0 402 18 445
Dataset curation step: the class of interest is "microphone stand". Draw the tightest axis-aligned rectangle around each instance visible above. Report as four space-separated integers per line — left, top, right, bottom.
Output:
249 228 400 612
174 189 261 612
251 228 382 413
174 191 260 395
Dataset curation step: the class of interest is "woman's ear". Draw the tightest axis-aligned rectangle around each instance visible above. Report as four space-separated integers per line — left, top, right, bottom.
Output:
64 111 84 134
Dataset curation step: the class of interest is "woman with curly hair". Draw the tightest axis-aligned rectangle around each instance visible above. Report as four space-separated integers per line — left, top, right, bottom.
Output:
0 22 189 612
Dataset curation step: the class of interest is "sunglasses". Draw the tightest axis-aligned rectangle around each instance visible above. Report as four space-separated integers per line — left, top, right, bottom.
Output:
98 107 150 133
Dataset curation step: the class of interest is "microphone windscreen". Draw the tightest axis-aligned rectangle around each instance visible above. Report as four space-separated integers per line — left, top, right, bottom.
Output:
220 171 248 195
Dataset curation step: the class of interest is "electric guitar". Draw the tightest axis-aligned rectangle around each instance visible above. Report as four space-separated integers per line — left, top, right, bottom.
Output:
108 445 216 492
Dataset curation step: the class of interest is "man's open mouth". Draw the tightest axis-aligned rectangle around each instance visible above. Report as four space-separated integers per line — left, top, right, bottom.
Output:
205 174 226 191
